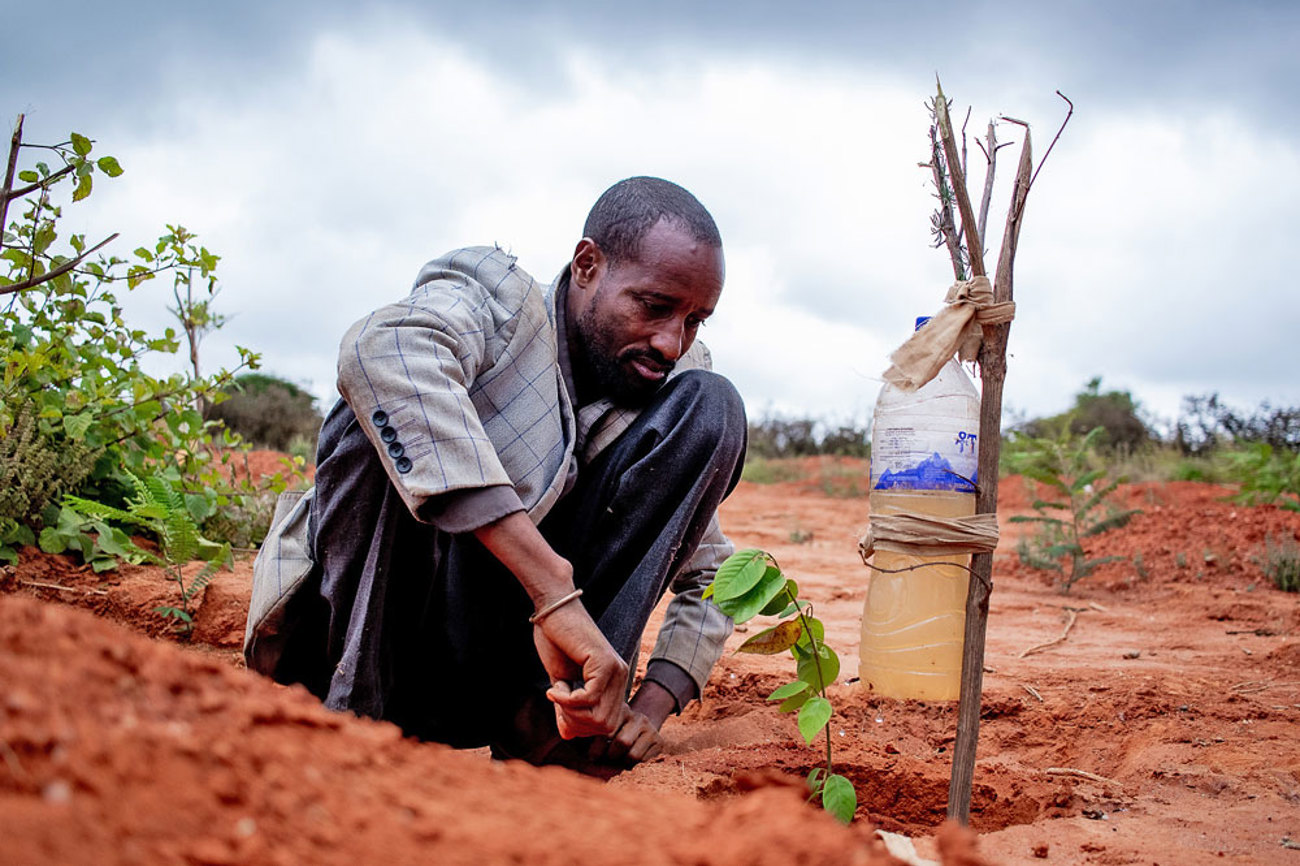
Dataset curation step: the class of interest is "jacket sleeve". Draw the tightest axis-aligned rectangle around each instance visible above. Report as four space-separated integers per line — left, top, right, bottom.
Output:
335 248 531 526
644 512 735 708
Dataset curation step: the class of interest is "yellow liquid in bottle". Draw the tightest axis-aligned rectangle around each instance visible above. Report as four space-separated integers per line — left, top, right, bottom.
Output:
859 489 974 701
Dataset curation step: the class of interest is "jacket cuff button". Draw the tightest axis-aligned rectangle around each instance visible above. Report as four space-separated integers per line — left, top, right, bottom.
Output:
372 410 389 427
380 427 398 443
394 456 413 474
387 442 405 458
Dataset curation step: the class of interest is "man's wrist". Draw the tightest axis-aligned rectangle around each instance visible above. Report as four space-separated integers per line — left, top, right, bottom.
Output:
629 679 678 730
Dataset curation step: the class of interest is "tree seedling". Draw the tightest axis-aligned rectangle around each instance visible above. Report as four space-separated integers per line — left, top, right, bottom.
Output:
1007 426 1140 592
66 471 231 635
704 548 857 823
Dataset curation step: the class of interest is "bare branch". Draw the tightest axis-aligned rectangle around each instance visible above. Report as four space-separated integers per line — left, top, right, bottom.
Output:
927 119 965 279
977 121 998 252
1029 91 1073 190
0 115 23 259
0 232 119 296
5 164 75 201
934 79 984 276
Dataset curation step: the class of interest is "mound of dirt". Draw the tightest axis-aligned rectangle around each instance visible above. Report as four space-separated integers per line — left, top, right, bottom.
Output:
1 594 972 865
5 465 1299 864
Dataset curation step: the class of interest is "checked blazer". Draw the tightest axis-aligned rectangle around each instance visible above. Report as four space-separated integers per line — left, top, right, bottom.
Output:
247 245 735 698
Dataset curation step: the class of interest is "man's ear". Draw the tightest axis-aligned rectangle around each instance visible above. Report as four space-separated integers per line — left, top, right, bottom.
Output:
570 238 604 290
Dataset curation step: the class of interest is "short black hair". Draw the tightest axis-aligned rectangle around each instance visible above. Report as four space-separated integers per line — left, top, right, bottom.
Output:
583 176 721 266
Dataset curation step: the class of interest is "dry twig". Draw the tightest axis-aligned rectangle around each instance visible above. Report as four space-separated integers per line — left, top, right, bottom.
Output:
1021 684 1044 702
1045 767 1121 788
19 580 109 596
1019 608 1079 658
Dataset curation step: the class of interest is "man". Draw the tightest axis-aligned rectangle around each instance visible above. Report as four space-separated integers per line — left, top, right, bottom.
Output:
246 177 746 768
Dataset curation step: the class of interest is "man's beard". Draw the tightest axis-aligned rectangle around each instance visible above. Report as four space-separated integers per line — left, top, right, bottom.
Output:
573 306 674 407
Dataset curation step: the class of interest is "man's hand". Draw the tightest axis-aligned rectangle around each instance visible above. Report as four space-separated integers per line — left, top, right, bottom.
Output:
586 708 664 764
534 602 629 739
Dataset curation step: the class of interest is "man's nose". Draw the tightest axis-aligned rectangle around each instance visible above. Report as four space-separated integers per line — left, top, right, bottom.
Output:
649 320 685 361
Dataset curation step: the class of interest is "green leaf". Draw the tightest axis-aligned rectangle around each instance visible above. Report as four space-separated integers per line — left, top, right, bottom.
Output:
70 132 92 156
778 689 810 713
767 680 810 702
759 578 797 616
1070 468 1105 493
38 527 68 554
821 774 857 824
713 563 787 624
18 169 38 183
71 173 93 202
807 767 826 794
797 696 832 745
794 615 825 650
96 156 123 177
737 620 803 655
796 644 840 691
62 412 94 441
712 549 770 602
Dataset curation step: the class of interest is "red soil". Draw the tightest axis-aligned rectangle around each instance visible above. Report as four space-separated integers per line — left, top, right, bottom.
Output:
3 456 1299 864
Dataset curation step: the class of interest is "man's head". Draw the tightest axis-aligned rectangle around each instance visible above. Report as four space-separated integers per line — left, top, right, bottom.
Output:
567 177 724 406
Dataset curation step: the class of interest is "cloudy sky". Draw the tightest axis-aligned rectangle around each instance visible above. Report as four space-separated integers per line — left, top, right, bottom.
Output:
6 1 1297 433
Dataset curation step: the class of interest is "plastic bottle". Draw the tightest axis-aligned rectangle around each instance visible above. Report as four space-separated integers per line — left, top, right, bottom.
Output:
859 317 980 701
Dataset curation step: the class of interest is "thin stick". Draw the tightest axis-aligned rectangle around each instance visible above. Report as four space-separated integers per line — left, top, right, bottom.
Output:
1029 91 1073 191
1021 684 1044 702
1019 609 1078 658
5 164 75 202
1045 767 1121 787
19 580 109 596
928 122 965 280
0 232 118 296
947 116 1034 827
934 79 984 277
976 121 1005 247
0 115 23 260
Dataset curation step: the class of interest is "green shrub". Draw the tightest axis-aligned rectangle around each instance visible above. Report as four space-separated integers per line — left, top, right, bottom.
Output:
205 372 323 453
1253 534 1300 593
1007 426 1140 593
0 401 99 527
67 471 232 634
742 457 809 485
1227 444 1300 511
1 120 278 559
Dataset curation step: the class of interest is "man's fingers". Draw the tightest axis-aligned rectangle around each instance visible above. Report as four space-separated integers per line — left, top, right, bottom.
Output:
627 728 664 763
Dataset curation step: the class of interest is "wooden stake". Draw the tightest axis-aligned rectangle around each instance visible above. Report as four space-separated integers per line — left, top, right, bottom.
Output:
945 118 1033 825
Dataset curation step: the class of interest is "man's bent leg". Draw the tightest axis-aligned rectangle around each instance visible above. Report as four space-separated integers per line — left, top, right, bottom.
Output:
542 370 747 683
277 400 535 746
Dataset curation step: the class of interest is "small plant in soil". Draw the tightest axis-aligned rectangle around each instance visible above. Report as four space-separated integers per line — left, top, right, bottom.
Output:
1253 534 1300 593
66 471 231 634
704 549 857 823
1006 426 1141 593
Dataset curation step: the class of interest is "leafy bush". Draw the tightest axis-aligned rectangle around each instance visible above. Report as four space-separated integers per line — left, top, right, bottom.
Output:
1176 393 1300 456
67 471 232 634
1 119 277 560
205 372 323 453
0 401 99 526
746 414 869 460
1253 534 1300 593
1006 426 1140 592
1018 377 1151 453
1227 444 1300 511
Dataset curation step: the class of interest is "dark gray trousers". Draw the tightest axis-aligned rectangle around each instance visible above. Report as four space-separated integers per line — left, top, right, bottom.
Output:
274 370 745 750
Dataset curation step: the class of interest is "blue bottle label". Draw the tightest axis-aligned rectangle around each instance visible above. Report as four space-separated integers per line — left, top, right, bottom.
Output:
871 424 979 492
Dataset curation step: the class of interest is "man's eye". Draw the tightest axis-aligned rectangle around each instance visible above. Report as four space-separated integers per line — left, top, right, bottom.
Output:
640 299 672 316
687 317 706 329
